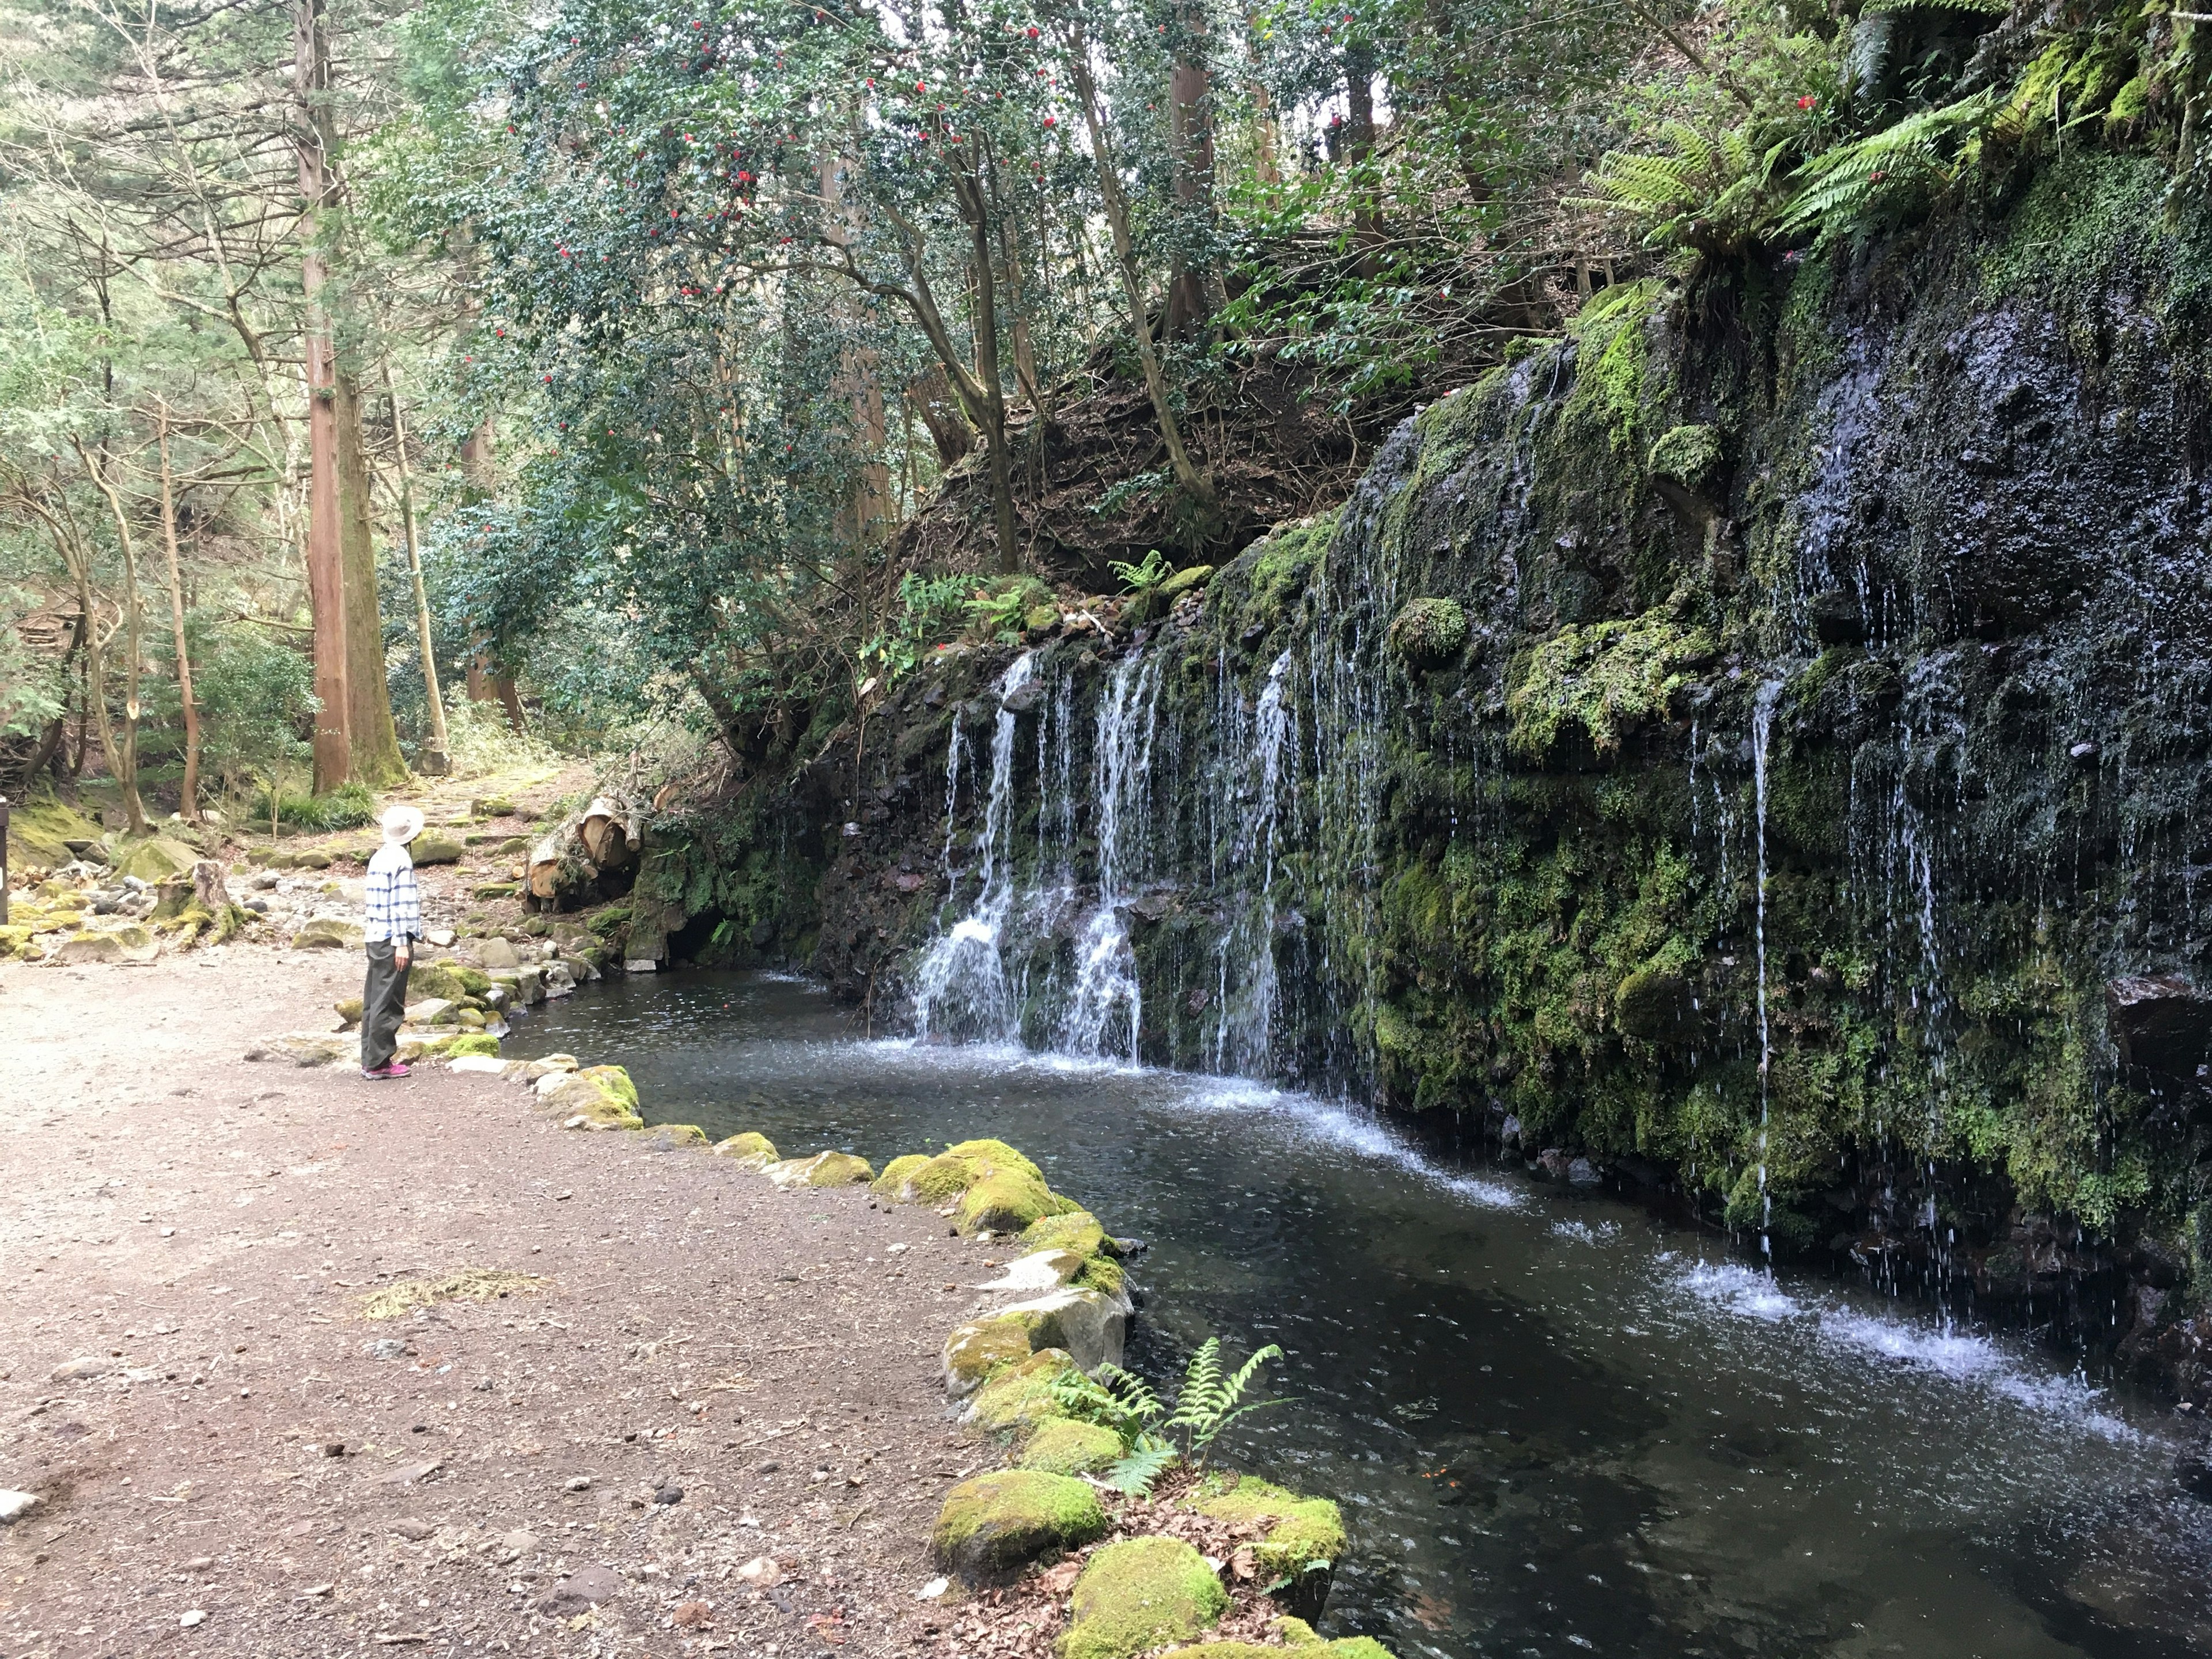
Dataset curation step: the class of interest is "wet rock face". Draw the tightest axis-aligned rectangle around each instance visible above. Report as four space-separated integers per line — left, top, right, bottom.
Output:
2107 977 2212 1079
653 154 2212 1365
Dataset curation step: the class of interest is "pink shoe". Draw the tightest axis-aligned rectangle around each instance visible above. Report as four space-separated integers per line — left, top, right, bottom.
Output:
361 1063 411 1080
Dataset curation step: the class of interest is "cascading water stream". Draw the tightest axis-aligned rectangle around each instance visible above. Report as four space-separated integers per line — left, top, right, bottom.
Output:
1751 679 1784 1263
1062 653 1161 1060
1214 649 1297 1074
910 652 1036 1043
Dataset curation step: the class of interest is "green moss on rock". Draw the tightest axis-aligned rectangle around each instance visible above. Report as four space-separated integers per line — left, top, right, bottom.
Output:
1192 1476 1344 1607
713 1131 780 1169
943 1314 1042 1396
766 1150 874 1187
1388 597 1468 666
870 1153 933 1199
446 1032 502 1059
1646 423 1722 490
1506 611 1712 757
930 1470 1107 1582
1064 1536 1228 1659
1017 1417 1123 1475
637 1123 710 1151
969 1349 1079 1435
1018 1210 1111 1258
956 1168 1076 1235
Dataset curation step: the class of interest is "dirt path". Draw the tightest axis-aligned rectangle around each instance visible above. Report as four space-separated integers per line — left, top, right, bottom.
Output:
0 948 989 1658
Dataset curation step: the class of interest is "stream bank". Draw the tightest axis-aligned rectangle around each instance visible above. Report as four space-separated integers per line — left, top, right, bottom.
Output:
502 968 2212 1659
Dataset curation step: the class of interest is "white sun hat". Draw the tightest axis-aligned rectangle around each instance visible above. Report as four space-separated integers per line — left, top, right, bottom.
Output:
380 804 426 845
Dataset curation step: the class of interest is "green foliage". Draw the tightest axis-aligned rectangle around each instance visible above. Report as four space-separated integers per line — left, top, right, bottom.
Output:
1109 550 1175 594
1508 613 1712 757
1048 1337 1282 1497
1777 91 1997 240
1576 123 1787 264
252 780 379 831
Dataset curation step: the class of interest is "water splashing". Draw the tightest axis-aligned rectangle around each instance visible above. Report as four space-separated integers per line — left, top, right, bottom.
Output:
1751 677 1785 1263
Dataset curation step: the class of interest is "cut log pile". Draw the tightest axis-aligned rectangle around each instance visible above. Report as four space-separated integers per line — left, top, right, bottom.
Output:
527 794 647 910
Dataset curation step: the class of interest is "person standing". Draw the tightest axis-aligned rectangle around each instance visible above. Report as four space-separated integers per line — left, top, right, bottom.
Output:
362 804 425 1079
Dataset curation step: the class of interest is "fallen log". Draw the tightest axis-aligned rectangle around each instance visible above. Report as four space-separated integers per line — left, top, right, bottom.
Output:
528 793 648 909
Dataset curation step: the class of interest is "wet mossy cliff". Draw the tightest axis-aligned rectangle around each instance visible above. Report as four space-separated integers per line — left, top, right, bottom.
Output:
649 153 2212 1386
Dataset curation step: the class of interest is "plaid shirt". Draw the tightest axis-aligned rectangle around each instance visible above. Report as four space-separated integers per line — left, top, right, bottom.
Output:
364 842 422 944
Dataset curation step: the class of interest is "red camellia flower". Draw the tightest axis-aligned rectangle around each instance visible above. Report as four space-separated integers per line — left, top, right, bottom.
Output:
1797 94 1817 109
1027 24 1039 35
1043 115 1055 126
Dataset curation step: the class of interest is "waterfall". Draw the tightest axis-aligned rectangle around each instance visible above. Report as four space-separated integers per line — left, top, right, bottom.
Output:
910 652 1036 1044
1751 679 1783 1261
1061 653 1162 1060
1214 649 1298 1073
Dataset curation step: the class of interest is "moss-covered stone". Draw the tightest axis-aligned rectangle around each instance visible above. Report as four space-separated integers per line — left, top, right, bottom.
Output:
291 915 362 950
637 1123 710 1150
968 1348 1078 1434
411 834 464 866
870 1152 932 1199
1164 1641 1393 1659
956 1168 1077 1236
1017 1210 1111 1259
712 1130 780 1169
1017 1417 1122 1475
765 1150 874 1187
930 1470 1106 1582
5 793 101 868
1191 1476 1344 1615
536 1069 644 1131
1157 563 1215 602
1064 1536 1228 1659
1388 597 1468 666
113 836 198 884
446 1032 502 1059
1646 422 1722 490
408 960 493 1001
943 1315 1040 1396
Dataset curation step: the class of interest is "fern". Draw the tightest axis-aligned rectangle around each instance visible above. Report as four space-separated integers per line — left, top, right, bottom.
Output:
1050 1363 1164 1449
1571 122 1786 264
1162 1338 1285 1467
1777 90 1995 238
1104 1438 1179 1496
1108 548 1173 593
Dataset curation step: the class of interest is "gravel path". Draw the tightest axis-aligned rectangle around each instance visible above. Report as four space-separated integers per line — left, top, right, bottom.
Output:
0 947 986 1658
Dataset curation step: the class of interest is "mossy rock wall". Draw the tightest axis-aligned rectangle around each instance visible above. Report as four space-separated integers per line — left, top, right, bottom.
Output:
662 153 2212 1375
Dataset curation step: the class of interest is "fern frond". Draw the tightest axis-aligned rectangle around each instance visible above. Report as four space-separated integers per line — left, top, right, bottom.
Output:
1777 91 1994 236
1104 1438 1178 1497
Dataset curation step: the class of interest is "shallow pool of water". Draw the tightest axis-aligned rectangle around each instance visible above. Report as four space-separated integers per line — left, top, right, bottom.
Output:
507 969 2212 1658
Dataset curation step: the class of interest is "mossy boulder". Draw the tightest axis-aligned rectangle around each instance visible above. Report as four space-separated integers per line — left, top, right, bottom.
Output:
1018 1209 1111 1259
51 926 159 965
446 1032 502 1059
536 1067 643 1131
637 1123 710 1151
712 1131 780 1170
291 915 362 950
968 1349 1078 1435
1157 564 1215 603
1387 597 1468 666
1064 1536 1228 1659
870 1152 932 1199
1017 1418 1123 1476
1191 1476 1345 1618
945 1288 1126 1392
956 1168 1076 1236
6 793 102 868
943 1315 1045 1397
765 1150 874 1188
1647 421 1724 491
411 834 464 866
409 960 493 1001
1615 967 1698 1044
113 836 198 884
930 1470 1107 1582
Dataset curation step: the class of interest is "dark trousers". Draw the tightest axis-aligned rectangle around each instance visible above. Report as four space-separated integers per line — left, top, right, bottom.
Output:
362 940 412 1070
